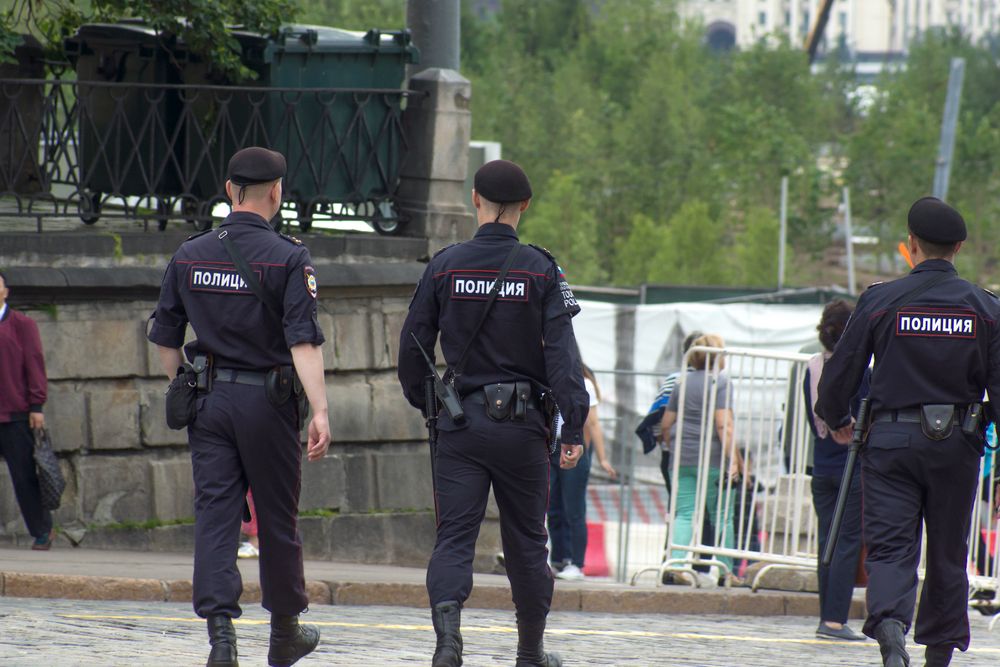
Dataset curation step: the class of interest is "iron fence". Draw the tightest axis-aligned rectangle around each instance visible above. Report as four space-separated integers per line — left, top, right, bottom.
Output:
0 76 414 232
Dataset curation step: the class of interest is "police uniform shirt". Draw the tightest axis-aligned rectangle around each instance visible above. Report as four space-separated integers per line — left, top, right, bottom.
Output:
815 258 1000 428
398 222 590 445
148 211 325 368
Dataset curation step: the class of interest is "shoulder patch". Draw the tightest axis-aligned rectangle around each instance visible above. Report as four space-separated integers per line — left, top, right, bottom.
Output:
432 242 461 258
185 229 213 241
280 232 303 245
528 243 557 263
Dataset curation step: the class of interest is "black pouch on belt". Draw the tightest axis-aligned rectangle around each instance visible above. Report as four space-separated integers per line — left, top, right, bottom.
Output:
920 404 955 440
165 363 198 430
266 365 295 407
513 381 532 421
485 382 516 421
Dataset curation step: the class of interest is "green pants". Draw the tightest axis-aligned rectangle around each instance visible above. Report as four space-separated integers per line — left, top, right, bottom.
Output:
670 466 736 572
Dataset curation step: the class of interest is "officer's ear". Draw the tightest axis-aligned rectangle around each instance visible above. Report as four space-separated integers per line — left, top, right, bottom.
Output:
225 180 233 203
472 189 482 210
518 198 531 213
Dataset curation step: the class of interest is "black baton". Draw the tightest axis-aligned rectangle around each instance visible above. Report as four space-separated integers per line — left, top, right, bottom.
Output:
423 376 438 488
822 397 870 567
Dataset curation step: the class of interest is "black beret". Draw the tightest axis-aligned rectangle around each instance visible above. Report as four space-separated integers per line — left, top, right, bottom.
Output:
474 159 532 203
227 147 286 186
907 196 966 244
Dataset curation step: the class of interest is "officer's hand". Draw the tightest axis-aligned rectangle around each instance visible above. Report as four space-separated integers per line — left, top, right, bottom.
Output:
831 422 854 445
560 444 584 469
306 409 331 461
599 457 618 479
29 412 45 430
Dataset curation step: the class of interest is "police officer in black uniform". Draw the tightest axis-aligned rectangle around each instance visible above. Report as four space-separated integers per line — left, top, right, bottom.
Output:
816 197 1000 667
397 160 590 667
148 147 331 667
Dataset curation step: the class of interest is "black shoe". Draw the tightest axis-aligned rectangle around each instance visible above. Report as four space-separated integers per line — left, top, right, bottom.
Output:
268 614 319 667
924 645 953 667
431 601 463 667
206 615 238 667
815 622 866 641
874 619 909 667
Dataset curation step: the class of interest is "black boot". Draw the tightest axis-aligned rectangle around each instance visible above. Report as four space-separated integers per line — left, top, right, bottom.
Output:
924 645 953 667
267 613 320 667
515 617 562 667
206 615 238 667
874 619 909 667
431 601 463 667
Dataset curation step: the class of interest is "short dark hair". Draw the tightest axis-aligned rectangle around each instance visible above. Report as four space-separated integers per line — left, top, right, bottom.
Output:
682 330 704 354
818 300 854 351
914 235 960 259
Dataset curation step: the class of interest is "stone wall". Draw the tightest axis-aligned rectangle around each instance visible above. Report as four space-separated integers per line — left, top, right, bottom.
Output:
0 273 498 569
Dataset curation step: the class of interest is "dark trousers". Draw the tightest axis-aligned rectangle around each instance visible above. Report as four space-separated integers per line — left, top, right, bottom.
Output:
548 446 591 568
188 382 306 619
812 470 863 624
861 422 981 651
427 408 553 625
0 420 52 539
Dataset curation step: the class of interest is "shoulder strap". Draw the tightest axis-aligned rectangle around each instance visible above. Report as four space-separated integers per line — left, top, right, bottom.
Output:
446 243 521 383
218 229 283 318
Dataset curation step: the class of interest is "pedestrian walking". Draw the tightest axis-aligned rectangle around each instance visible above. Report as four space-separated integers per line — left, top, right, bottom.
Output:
816 196 998 667
0 270 54 551
147 147 331 667
804 300 869 641
397 159 590 667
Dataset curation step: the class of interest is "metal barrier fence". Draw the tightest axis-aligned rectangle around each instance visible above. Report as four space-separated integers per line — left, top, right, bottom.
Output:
587 348 1000 619
0 76 412 232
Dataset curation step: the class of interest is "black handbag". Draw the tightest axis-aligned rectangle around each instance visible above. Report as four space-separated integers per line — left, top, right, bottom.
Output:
33 428 66 510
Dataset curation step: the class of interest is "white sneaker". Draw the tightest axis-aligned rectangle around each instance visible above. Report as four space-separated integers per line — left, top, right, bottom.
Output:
556 564 585 580
237 542 259 559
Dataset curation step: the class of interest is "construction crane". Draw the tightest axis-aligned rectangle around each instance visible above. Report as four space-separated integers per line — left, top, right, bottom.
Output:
804 0 836 64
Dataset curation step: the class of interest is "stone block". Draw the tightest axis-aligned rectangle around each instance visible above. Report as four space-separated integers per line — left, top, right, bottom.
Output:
744 563 817 593
726 590 787 616
165 579 193 603
318 312 336 370
46 382 87 451
331 582 427 607
149 458 194 522
465 585 514 611
375 452 434 511
148 524 195 552
550 588 582 612
42 318 145 380
305 580 332 606
3 573 165 601
383 308 408 368
87 385 141 450
370 374 426 442
240 582 262 604
78 456 152 524
299 454 347 512
783 592 822 617
328 514 389 564
0 469 19 529
369 306 391 370
138 380 188 447
384 512 436 567
299 516 331 560
329 375 372 443
328 311 373 371
341 453 377 513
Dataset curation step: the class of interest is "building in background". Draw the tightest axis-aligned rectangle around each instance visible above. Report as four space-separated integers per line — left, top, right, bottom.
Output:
679 1 1000 61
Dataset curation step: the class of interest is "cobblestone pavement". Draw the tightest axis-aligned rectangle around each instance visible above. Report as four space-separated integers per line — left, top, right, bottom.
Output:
2 598 999 666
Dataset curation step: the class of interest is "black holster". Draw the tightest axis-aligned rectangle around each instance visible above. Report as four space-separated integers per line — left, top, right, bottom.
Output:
165 364 198 430
266 365 296 407
483 381 533 421
920 404 955 441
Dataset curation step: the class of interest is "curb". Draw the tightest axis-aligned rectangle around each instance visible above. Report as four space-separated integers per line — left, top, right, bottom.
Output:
0 572 864 618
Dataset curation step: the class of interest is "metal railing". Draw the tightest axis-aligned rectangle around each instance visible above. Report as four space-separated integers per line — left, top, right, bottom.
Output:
0 75 413 232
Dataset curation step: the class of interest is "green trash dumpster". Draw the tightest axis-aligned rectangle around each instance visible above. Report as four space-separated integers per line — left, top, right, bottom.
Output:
187 25 419 231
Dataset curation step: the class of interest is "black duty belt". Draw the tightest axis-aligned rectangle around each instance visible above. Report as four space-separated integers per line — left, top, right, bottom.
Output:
214 368 267 386
871 407 965 424
464 388 540 410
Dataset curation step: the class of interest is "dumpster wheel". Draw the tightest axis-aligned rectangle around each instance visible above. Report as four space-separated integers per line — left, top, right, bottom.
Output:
78 190 102 225
371 204 400 235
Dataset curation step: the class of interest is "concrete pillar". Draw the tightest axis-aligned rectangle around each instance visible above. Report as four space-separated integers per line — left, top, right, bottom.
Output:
397 67 475 255
407 0 461 75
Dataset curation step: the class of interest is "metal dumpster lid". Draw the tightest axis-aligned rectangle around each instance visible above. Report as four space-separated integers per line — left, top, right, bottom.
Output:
231 24 417 56
71 21 164 44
